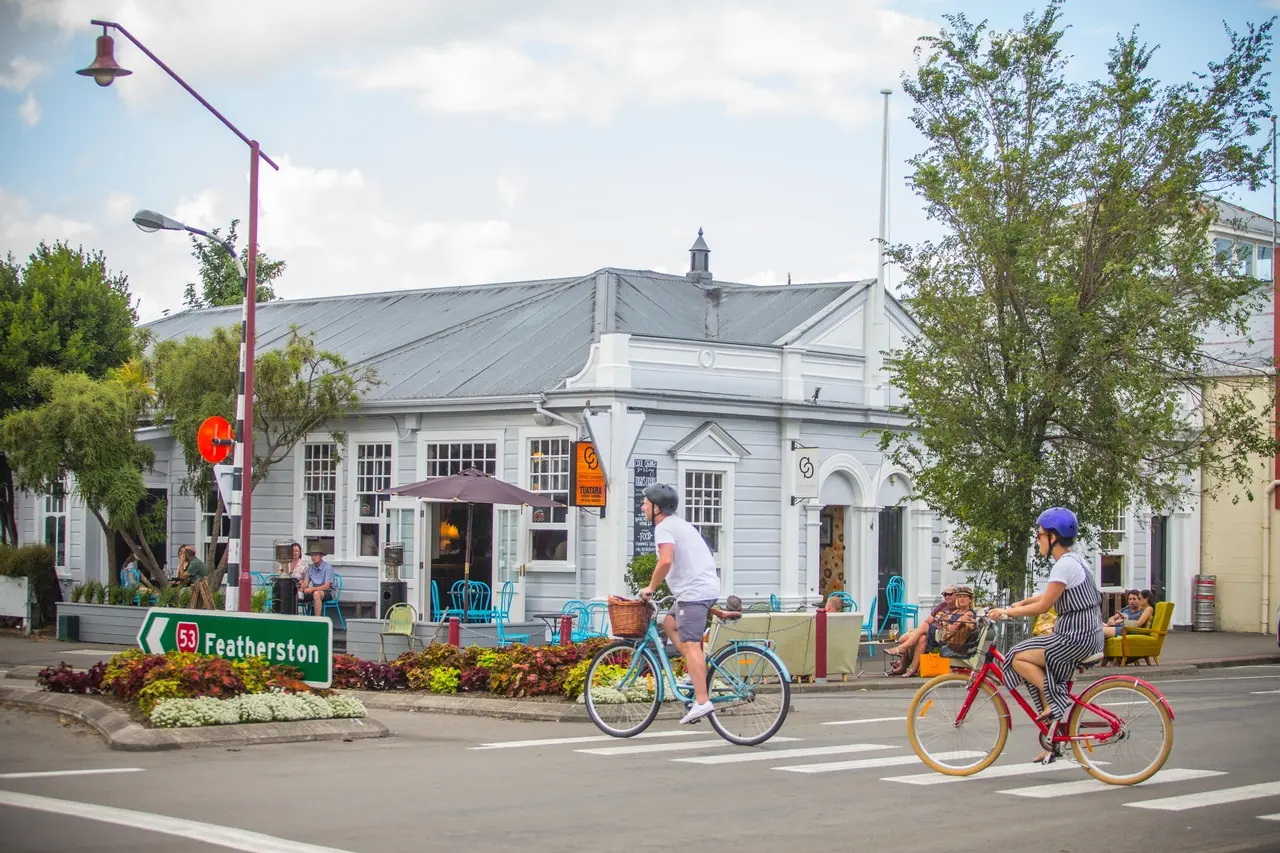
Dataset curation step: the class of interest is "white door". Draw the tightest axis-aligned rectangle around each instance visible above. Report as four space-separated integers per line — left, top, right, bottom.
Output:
495 508 525 621
384 497 423 619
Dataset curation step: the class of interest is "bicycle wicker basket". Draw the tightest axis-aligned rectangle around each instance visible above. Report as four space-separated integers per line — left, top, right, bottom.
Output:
607 595 650 638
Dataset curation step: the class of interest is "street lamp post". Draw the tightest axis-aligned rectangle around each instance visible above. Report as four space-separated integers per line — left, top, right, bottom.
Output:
79 21 277 611
132 209 247 282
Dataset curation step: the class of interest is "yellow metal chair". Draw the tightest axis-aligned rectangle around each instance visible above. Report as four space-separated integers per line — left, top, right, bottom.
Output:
1103 601 1174 666
379 603 424 662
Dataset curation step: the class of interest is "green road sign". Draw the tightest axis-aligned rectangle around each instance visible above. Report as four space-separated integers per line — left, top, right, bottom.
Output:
135 608 333 687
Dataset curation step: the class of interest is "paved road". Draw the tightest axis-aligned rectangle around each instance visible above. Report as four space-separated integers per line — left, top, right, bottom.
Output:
1 666 1278 853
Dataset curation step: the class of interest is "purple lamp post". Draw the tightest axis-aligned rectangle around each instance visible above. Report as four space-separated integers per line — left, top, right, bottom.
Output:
78 21 278 612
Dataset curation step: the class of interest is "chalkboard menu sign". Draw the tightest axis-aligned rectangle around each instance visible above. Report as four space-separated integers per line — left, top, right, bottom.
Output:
632 458 658 556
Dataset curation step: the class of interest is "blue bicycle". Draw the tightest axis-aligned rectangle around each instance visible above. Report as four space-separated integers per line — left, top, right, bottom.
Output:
583 596 791 746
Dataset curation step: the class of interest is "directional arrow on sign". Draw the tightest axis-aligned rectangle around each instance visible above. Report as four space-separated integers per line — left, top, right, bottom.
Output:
143 616 168 654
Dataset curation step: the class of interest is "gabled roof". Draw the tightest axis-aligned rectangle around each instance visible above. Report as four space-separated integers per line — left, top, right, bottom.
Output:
142 267 863 401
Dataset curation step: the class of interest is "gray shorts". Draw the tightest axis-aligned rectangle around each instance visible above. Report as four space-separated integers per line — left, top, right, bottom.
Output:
673 599 715 643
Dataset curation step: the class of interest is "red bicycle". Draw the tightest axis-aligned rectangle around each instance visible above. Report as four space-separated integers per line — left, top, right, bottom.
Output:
905 618 1175 785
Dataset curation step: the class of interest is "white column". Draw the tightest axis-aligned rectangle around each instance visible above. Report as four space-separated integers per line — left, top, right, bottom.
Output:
804 503 823 604
913 505 934 602
593 401 630 601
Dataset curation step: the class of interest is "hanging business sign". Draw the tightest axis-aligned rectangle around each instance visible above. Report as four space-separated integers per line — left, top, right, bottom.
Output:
569 441 606 508
792 444 820 503
632 457 658 556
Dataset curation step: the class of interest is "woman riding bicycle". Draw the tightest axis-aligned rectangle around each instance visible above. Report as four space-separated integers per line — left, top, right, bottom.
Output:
986 507 1104 764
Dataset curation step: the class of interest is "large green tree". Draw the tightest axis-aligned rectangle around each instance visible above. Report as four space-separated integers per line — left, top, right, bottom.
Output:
0 242 139 544
880 2 1278 594
150 325 378 585
182 219 286 309
0 366 168 586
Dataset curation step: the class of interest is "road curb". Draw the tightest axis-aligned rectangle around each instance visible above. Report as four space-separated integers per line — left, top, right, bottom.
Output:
0 685 390 750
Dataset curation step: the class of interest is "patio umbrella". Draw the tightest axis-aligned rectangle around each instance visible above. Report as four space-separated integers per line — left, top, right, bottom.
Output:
386 467 562 622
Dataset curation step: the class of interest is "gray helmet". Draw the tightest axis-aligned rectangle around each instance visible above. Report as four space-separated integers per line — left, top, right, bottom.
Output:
643 482 679 514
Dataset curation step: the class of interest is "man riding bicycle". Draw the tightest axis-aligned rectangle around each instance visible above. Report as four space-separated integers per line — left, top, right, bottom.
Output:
639 482 721 725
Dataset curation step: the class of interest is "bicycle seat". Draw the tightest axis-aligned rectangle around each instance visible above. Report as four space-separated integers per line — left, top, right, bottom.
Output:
1076 651 1105 672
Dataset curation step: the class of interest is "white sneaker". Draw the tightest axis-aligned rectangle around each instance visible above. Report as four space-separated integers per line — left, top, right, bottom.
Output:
679 701 715 725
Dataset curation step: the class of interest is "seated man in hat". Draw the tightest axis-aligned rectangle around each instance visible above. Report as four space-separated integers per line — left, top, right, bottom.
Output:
299 545 336 615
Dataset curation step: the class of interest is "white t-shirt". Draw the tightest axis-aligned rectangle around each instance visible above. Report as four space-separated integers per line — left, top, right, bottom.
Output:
1048 552 1090 589
654 514 721 602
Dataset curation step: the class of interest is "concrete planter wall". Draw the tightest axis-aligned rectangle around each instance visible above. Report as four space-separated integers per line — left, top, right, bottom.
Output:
55 602 149 646
344 618 550 660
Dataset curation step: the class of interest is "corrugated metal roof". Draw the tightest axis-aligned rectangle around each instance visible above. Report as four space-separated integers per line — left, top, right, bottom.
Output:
142 266 856 401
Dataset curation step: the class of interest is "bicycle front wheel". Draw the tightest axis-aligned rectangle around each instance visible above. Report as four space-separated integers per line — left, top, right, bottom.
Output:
583 642 662 738
1068 679 1173 785
705 644 790 746
907 673 1009 775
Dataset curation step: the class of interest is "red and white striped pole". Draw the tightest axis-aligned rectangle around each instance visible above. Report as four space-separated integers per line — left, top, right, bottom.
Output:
227 141 260 611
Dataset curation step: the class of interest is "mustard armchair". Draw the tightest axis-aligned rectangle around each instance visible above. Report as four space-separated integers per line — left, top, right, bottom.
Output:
1103 601 1174 666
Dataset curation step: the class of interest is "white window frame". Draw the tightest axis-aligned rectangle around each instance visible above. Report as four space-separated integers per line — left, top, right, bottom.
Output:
299 439 341 550
675 458 737 594
197 481 232 568
1098 506 1128 591
347 432 398 563
40 479 69 576
416 429 505 481
517 426 576 572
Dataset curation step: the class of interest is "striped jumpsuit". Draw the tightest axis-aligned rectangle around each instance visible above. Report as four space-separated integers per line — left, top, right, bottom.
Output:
1000 552 1104 720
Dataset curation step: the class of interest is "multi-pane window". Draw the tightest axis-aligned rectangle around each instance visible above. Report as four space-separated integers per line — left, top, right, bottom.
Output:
527 438 569 560
426 443 497 478
201 485 231 569
355 443 392 557
1100 508 1125 588
1214 237 1272 279
43 486 67 569
684 470 724 556
303 444 337 536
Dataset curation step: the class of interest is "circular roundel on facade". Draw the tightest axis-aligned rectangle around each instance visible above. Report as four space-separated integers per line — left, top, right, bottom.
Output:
823 568 832 578
698 348 715 368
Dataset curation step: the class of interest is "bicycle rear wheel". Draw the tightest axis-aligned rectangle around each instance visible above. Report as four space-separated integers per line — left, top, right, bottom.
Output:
906 673 1009 775
1068 679 1173 785
583 642 662 738
705 644 790 746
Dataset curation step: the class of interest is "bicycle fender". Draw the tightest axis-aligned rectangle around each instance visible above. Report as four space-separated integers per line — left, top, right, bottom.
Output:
1087 674 1175 722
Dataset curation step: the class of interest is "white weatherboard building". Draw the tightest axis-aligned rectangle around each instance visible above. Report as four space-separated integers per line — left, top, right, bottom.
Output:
18 229 1206 625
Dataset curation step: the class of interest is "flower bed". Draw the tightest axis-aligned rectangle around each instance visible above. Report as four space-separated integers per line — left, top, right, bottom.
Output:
36 649 366 728
332 639 686 701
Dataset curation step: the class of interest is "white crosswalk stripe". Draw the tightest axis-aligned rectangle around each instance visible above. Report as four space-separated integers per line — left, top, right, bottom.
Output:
471 731 701 750
577 736 800 756
1259 813 1280 822
821 717 907 726
674 744 894 765
883 760 1083 785
778 751 985 774
1125 781 1280 812
1000 768 1226 798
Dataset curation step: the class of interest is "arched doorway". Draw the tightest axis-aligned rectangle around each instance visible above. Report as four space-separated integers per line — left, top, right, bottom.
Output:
818 468 862 605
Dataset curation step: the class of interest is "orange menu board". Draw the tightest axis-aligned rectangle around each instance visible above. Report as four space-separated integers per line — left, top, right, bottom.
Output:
570 441 606 507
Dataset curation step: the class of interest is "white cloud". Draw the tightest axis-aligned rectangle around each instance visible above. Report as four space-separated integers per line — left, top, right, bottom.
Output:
0 56 44 91
16 91 39 126
345 4 928 123
0 187 93 249
741 270 782 286
496 172 523 210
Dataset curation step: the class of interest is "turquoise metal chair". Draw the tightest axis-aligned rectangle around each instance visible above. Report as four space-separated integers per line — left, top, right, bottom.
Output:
551 602 590 643
465 580 493 623
769 593 781 612
432 580 464 622
250 571 274 612
829 591 856 612
583 602 610 638
494 582 530 647
878 575 919 636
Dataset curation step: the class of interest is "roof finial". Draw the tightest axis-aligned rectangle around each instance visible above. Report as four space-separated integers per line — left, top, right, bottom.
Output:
687 228 711 282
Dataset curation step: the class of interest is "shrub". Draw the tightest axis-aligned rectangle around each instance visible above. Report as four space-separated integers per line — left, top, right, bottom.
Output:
137 678 188 714
157 585 180 608
561 659 591 700
0 544 61 624
332 655 406 691
70 583 84 603
231 657 275 693
623 552 669 598
332 654 364 689
250 588 268 613
149 692 367 728
107 584 128 606
459 666 489 692
36 661 106 694
427 667 461 694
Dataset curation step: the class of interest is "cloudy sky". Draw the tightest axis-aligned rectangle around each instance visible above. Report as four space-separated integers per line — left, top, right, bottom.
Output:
1 0 1277 322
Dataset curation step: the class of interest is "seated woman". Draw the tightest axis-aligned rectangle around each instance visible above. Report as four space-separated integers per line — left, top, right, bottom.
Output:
885 585 956 672
889 586 977 677
1103 590 1152 638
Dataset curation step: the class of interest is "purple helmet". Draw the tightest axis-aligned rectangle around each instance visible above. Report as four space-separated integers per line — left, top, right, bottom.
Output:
1036 507 1078 538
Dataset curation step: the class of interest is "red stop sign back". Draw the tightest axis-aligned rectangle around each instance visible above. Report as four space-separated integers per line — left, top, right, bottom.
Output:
197 416 233 464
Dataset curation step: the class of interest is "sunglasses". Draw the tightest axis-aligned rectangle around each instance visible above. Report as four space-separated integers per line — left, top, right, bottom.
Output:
942 592 955 596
